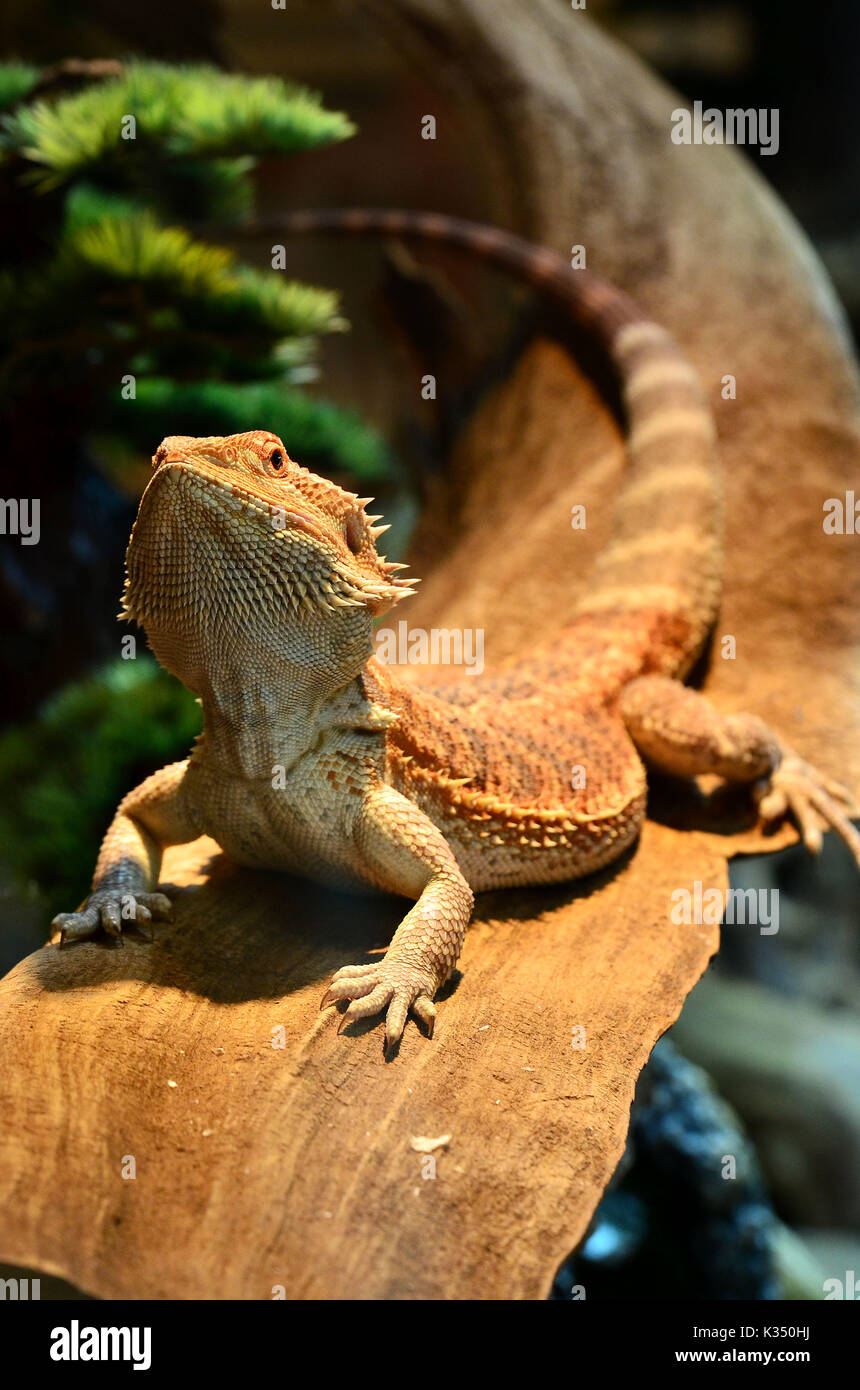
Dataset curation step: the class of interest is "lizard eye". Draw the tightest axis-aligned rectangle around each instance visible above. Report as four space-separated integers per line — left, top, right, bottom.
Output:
267 448 287 476
345 513 365 554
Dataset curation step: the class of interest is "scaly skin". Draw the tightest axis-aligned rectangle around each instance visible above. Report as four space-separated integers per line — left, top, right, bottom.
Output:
51 212 860 1050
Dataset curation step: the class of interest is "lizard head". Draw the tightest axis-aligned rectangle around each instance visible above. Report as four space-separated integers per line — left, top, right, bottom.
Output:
122 429 415 690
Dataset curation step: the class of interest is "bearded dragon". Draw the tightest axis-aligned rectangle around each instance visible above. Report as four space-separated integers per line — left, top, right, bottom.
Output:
51 209 860 1050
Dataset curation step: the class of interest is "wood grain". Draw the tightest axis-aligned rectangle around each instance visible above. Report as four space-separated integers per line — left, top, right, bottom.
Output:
0 826 720 1299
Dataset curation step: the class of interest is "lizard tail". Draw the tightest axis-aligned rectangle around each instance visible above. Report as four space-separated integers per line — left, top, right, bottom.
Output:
259 208 723 677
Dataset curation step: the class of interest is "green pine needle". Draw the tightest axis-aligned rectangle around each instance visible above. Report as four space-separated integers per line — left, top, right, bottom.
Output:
0 212 343 347
63 180 142 230
1 61 355 189
71 211 237 292
0 61 40 112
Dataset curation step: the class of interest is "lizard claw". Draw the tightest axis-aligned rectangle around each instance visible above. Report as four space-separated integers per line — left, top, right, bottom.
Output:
754 748 860 869
319 962 377 1009
51 891 173 946
323 958 438 1049
411 993 437 1038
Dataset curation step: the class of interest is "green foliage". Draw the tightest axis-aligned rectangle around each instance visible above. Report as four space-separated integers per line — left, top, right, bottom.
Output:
63 180 141 229
0 61 39 112
0 658 200 914
0 212 343 399
0 58 391 481
69 210 238 292
1 61 355 193
64 211 339 335
101 378 391 479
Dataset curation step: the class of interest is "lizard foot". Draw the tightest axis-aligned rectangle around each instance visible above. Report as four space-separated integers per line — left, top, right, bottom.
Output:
754 748 860 869
51 891 173 946
321 958 438 1051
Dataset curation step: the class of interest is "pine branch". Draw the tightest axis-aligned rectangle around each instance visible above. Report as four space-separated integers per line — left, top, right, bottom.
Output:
1 61 355 193
0 212 343 351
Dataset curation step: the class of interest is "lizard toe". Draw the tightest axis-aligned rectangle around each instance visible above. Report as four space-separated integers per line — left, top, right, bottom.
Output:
51 908 100 945
329 962 380 983
338 983 394 1033
51 890 171 947
383 993 412 1052
321 975 379 1009
757 750 860 870
411 993 437 1038
137 892 173 921
324 957 440 1048
99 902 123 937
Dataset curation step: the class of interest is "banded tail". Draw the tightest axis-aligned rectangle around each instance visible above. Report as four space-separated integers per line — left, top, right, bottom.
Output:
252 208 723 677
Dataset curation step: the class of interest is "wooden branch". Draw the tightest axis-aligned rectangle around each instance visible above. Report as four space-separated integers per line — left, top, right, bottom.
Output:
0 827 721 1299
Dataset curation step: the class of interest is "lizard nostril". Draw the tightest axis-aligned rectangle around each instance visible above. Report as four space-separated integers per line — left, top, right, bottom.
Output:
153 436 193 469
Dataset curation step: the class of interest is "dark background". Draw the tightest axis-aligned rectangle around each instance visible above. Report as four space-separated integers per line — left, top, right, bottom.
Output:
2 0 859 337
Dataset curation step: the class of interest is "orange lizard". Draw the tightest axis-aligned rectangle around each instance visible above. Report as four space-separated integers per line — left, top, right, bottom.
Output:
51 211 860 1050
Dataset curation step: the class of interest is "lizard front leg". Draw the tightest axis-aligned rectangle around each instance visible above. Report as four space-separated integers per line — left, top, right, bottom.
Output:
50 760 199 944
321 784 474 1050
620 676 860 866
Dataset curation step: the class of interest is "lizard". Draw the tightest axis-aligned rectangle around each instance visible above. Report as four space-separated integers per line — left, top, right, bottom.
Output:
51 209 860 1051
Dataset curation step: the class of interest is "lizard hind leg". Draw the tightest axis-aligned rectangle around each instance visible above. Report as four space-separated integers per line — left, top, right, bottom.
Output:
620 675 860 868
